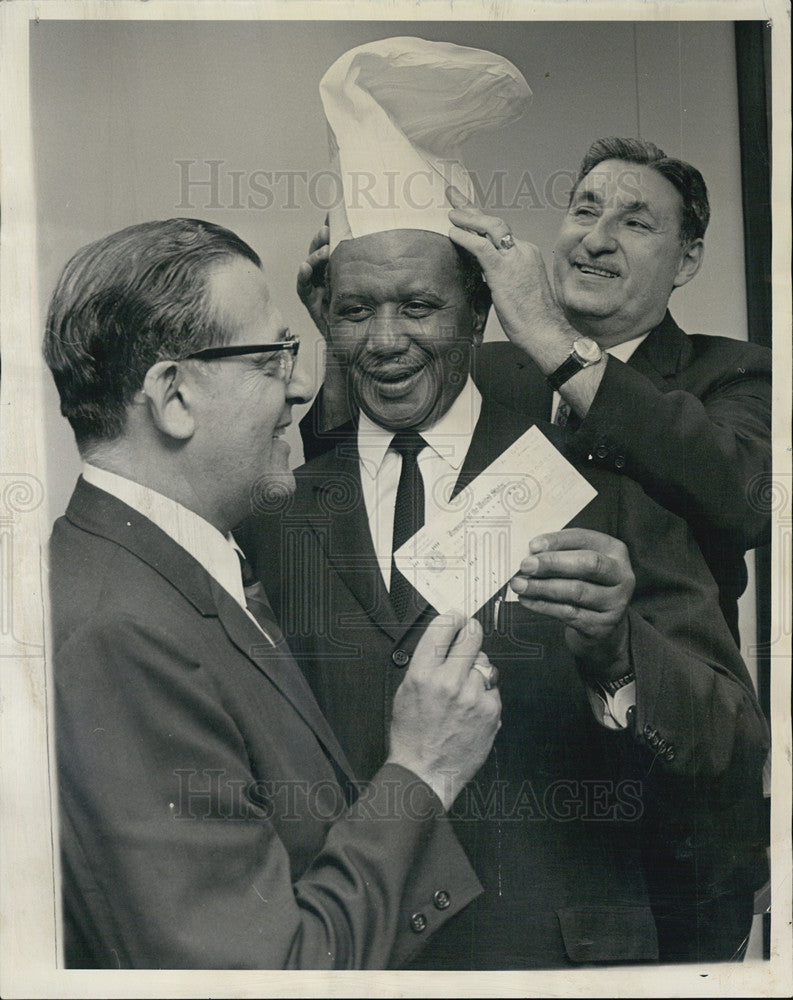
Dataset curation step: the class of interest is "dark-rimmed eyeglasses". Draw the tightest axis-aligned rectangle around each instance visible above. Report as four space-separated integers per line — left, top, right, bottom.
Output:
183 337 300 382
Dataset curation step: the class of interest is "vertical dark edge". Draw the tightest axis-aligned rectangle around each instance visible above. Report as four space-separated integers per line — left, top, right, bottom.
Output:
734 19 772 719
734 18 773 957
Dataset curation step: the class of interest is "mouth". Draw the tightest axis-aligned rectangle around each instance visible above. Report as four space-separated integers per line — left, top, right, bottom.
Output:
273 421 291 438
573 261 620 279
356 360 427 398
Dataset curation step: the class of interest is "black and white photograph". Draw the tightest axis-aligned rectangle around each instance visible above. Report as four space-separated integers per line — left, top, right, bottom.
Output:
0 1 790 996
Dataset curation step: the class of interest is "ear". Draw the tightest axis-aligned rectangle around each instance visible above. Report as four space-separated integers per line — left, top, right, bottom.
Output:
141 360 196 440
470 282 492 347
672 238 704 289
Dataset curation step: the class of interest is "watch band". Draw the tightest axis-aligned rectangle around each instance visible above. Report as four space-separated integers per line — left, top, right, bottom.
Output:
547 337 603 392
546 353 586 392
599 671 636 696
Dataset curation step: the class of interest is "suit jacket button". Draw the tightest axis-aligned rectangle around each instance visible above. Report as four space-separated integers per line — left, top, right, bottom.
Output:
410 911 428 933
594 444 610 459
614 454 626 470
392 648 410 667
433 889 451 910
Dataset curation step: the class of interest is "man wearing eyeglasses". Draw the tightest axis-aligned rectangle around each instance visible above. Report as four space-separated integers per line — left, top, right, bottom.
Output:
44 217 501 968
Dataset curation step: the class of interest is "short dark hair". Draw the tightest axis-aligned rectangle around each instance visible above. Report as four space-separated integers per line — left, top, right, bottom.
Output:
454 243 491 314
44 218 261 450
570 137 710 243
323 234 491 313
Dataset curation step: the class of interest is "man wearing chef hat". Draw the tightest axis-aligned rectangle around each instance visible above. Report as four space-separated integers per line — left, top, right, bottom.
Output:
239 37 769 969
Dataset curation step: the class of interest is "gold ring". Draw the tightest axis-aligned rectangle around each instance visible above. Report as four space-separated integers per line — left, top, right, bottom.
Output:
498 234 515 250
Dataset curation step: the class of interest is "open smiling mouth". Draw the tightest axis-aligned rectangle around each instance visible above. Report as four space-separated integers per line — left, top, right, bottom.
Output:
356 360 433 401
574 262 619 278
370 366 424 384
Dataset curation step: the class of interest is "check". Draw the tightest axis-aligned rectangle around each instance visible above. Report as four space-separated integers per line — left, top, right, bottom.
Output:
394 426 598 617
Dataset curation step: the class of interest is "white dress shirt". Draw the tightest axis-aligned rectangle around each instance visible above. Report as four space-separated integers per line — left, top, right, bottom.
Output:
81 464 265 633
357 376 482 589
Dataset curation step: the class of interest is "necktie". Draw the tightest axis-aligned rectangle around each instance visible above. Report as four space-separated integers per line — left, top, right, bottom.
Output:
237 551 281 640
554 398 581 433
389 430 427 621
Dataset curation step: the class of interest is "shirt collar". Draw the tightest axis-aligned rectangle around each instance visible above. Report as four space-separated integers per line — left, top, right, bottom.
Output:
607 331 650 363
81 463 246 606
356 377 482 479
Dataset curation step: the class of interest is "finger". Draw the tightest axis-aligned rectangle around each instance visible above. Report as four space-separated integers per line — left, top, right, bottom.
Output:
516 549 624 586
514 598 617 635
307 243 330 265
443 617 484 684
511 575 618 611
307 225 330 254
529 528 626 557
411 610 467 675
448 206 513 244
461 667 502 712
446 184 473 209
296 261 313 297
448 222 501 262
470 657 499 691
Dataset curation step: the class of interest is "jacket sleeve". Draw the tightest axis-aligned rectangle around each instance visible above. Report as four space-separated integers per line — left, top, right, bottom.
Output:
56 613 481 969
609 476 770 900
572 341 771 548
606 475 770 781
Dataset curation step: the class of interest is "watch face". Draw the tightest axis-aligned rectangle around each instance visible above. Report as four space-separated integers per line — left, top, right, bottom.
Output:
572 337 603 364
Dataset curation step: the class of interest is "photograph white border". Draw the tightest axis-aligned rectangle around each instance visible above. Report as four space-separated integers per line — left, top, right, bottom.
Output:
1 1 790 996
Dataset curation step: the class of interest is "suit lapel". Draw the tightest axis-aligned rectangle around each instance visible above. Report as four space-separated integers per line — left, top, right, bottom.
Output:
67 478 356 786
454 396 536 497
208 581 356 783
299 431 403 641
628 311 693 387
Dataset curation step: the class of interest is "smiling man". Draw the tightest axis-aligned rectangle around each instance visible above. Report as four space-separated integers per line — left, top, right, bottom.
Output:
44 217 503 968
327 230 489 433
240 40 769 969
446 137 771 642
553 154 704 346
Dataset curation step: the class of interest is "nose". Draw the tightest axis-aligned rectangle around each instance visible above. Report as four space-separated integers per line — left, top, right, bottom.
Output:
581 216 618 255
285 355 315 405
363 315 410 356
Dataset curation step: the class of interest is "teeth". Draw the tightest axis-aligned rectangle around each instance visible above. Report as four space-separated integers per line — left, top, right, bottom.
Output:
577 263 616 278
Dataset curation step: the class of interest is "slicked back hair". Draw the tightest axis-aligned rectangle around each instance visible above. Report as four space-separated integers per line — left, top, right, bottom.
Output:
570 137 710 244
44 218 261 451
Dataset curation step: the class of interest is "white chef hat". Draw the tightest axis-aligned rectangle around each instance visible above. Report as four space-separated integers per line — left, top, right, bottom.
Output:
320 36 532 250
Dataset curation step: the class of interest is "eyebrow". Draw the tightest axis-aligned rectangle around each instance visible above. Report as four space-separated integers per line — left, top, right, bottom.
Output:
571 190 603 206
331 287 442 305
619 199 654 216
330 292 372 306
572 190 657 218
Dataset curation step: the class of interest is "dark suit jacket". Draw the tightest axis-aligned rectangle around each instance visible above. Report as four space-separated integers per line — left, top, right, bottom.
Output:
51 479 481 969
299 312 772 640
241 403 769 968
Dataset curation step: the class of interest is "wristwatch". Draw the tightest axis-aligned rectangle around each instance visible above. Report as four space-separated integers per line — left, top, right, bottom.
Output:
546 336 603 391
